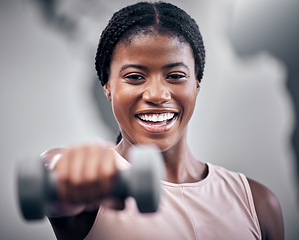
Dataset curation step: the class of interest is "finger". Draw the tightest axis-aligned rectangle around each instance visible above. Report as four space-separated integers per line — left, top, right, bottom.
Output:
68 146 86 204
97 148 117 197
55 150 71 202
82 142 104 202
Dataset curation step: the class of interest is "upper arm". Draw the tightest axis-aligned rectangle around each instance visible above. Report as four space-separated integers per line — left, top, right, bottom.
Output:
247 178 284 240
48 209 98 240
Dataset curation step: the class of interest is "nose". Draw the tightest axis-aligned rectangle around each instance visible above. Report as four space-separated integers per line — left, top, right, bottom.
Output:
142 80 171 105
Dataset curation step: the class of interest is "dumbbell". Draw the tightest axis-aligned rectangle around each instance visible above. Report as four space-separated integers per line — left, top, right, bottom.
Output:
17 145 164 221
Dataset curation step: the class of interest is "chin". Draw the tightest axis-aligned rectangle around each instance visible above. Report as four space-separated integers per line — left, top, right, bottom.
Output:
135 137 176 153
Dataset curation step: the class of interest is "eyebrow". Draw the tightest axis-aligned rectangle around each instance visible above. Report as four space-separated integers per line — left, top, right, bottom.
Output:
120 62 189 72
162 62 189 70
120 64 148 72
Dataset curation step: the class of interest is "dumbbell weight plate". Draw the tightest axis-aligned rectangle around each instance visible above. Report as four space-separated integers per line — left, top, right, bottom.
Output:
127 145 163 213
17 156 58 220
17 157 47 220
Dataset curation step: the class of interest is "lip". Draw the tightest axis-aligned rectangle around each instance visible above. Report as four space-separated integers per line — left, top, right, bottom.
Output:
135 111 178 133
135 108 179 115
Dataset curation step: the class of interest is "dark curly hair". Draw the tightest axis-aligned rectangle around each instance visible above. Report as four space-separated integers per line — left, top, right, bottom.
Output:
95 1 205 86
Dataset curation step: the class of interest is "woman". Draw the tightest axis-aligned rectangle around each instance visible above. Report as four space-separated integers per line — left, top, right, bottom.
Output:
43 2 284 239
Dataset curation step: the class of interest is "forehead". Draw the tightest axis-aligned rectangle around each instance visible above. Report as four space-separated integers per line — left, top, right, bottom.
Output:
111 33 195 67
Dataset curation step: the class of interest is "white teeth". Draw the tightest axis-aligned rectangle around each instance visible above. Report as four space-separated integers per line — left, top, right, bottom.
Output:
138 113 175 122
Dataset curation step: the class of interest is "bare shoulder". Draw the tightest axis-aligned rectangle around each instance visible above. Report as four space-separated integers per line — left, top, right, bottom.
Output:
247 178 284 240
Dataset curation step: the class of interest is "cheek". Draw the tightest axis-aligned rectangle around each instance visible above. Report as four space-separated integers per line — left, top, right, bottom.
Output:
110 86 134 124
173 83 198 113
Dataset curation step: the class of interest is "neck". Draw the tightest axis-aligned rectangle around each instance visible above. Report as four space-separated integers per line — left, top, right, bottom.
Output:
161 138 207 184
115 134 208 184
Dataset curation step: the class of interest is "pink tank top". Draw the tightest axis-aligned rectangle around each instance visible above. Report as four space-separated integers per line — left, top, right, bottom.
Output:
84 151 261 240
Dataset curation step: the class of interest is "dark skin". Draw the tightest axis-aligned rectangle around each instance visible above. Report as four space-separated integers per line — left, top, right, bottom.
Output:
46 33 284 240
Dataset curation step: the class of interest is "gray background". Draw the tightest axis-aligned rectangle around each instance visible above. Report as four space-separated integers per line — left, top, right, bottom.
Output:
1 0 298 239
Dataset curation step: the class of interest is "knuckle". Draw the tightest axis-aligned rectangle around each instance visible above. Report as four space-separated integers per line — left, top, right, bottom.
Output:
84 174 98 187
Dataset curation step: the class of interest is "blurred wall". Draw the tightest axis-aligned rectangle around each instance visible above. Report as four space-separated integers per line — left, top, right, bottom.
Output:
0 0 298 239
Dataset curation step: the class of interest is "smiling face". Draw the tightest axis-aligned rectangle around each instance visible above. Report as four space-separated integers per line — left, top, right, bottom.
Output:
104 33 199 153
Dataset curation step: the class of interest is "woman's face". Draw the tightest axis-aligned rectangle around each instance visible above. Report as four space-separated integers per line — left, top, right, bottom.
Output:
105 33 199 152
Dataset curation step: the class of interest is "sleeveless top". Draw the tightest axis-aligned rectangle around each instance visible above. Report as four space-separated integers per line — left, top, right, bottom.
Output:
84 151 262 240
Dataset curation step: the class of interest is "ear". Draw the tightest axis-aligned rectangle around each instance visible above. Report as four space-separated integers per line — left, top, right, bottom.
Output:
103 81 111 101
196 80 200 95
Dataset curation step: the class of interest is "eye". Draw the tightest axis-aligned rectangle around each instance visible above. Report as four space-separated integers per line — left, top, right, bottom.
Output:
166 73 187 83
123 73 145 84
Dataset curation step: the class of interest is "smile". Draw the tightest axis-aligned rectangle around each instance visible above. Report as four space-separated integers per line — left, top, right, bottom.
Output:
138 113 175 123
136 112 177 132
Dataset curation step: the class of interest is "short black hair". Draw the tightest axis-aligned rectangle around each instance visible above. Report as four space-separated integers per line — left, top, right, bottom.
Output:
95 1 205 86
